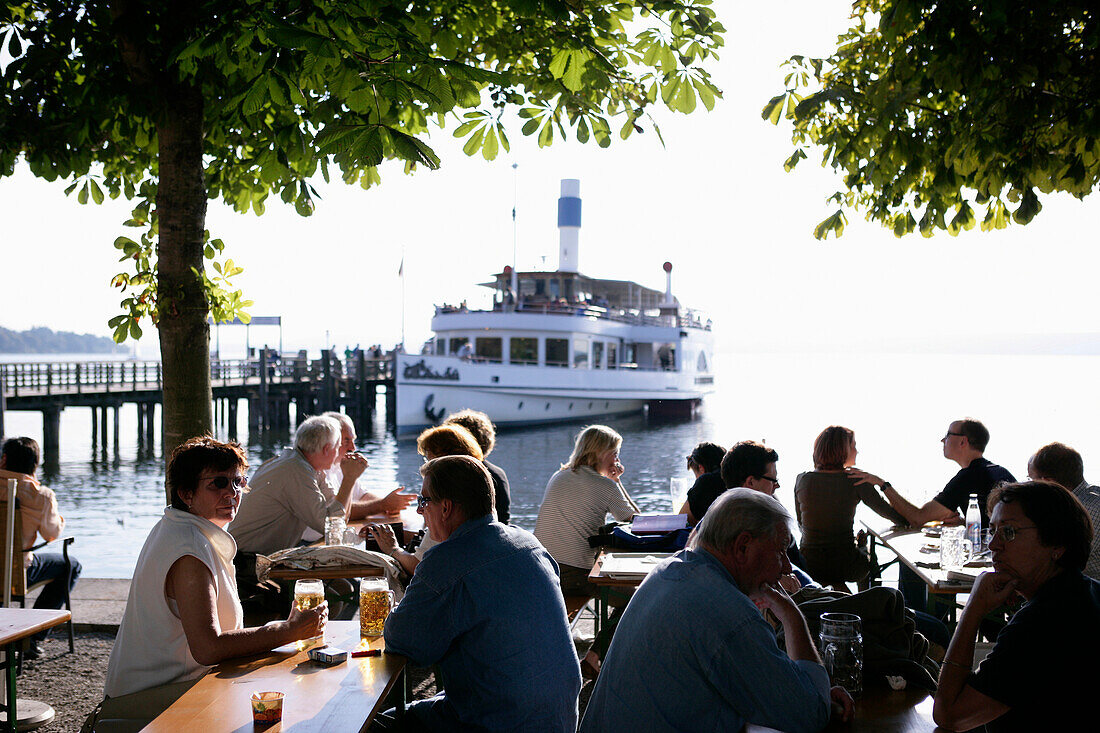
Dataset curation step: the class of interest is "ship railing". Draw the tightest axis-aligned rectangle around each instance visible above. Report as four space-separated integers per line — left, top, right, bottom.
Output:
440 302 711 330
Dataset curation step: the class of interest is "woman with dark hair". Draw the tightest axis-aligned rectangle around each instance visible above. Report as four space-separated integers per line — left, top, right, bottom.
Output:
793 426 906 589
92 437 326 729
934 480 1099 731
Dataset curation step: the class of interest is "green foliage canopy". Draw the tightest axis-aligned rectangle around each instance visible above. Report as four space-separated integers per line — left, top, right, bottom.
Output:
1 0 724 336
764 1 1099 239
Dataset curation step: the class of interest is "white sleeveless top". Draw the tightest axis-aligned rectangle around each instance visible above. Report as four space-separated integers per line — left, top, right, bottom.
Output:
104 507 243 698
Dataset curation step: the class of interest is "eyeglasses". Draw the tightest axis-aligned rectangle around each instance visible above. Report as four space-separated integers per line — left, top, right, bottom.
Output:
416 494 434 510
989 524 1038 543
756 474 780 488
942 431 965 441
686 456 696 468
204 475 247 492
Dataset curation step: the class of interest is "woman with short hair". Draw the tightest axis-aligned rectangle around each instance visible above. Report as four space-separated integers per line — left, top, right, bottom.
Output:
793 426 905 589
934 480 1099 730
91 437 326 730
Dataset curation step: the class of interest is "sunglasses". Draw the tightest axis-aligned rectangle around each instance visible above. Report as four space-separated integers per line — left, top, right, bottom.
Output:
206 475 247 491
416 494 433 510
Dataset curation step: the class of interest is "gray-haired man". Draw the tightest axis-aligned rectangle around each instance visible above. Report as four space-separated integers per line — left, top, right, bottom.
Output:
580 489 852 733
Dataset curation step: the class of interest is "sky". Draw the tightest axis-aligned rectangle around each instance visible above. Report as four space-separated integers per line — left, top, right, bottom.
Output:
3 1 1099 359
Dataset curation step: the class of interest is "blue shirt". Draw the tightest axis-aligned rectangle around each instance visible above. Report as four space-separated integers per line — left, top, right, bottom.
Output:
580 549 831 733
384 515 581 732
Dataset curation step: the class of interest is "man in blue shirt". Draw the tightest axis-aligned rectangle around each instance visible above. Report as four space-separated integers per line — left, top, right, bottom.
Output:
382 455 581 732
580 489 852 733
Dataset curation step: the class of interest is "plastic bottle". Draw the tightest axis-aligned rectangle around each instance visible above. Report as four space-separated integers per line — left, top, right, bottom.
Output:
965 494 982 550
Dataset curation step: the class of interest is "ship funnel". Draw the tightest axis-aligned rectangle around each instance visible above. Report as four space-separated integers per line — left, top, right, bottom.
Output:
557 179 581 272
659 261 680 316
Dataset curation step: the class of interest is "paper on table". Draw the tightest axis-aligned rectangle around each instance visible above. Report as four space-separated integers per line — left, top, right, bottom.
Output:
600 553 668 579
630 513 689 534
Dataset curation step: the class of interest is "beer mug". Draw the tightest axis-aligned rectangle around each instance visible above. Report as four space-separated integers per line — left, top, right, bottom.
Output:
359 577 395 637
325 515 347 546
294 578 325 643
939 526 974 571
669 477 689 514
819 612 863 697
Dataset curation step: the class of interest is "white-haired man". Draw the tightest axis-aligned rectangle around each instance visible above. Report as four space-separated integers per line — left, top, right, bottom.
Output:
580 489 852 733
230 415 348 555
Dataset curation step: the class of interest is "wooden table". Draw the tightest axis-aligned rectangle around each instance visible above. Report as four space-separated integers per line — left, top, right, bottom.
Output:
587 551 672 636
0 608 71 732
147 621 406 732
744 687 937 732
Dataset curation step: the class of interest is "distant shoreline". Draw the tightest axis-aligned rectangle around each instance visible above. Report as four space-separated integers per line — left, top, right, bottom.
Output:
0 325 125 355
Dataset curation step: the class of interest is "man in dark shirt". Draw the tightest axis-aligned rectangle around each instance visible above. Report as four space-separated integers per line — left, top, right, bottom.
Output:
879 418 1015 526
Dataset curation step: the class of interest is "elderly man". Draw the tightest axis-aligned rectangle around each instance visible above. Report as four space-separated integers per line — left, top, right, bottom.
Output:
317 412 412 527
1029 442 1100 579
0 437 82 658
230 415 348 555
580 489 851 732
380 455 581 731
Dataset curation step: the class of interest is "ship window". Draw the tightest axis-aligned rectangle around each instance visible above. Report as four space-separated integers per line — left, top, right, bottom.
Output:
564 278 575 301
657 343 676 371
437 338 447 355
510 337 537 365
592 342 604 369
546 339 568 367
697 351 708 372
608 343 618 369
573 338 588 369
549 279 560 299
449 337 469 355
476 337 502 363
534 279 546 296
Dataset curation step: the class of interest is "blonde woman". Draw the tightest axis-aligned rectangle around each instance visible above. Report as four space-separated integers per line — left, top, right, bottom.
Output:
535 425 638 678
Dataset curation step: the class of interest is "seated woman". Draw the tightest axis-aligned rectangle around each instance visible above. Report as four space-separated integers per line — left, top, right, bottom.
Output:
679 441 726 525
933 480 1099 731
793 426 906 589
91 437 326 730
367 424 484 576
534 424 638 676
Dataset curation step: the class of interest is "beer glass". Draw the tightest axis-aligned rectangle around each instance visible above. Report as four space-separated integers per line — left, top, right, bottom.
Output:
669 477 689 514
325 515 347 546
939 526 974 571
294 578 325 644
359 577 396 637
819 612 863 697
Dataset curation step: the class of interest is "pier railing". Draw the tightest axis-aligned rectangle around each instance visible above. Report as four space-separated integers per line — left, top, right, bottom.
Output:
1 356 394 398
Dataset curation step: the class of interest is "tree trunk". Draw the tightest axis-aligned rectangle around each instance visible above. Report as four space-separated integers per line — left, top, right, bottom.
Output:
156 82 211 498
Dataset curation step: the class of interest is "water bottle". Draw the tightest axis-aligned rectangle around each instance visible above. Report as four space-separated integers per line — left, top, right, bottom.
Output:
965 494 982 550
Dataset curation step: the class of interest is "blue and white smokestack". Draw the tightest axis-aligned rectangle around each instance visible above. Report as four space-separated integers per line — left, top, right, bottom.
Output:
557 179 581 272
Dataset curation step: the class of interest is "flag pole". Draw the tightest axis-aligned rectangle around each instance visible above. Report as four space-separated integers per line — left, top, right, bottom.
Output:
399 248 406 353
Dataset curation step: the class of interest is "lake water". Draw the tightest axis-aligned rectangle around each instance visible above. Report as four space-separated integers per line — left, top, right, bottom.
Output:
4 351 1099 577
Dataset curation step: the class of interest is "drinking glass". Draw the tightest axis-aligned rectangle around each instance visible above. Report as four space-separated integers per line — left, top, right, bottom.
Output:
819 612 863 697
669 477 689 514
939 526 974 571
325 515 347 546
359 577 396 637
294 578 325 644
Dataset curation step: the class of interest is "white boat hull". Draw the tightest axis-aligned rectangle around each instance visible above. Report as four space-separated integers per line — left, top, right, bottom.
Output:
395 354 707 434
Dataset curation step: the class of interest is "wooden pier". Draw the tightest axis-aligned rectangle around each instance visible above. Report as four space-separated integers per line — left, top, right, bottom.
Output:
0 349 395 460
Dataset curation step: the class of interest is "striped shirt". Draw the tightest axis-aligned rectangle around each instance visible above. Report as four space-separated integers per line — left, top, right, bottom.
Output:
534 466 637 570
1074 481 1100 580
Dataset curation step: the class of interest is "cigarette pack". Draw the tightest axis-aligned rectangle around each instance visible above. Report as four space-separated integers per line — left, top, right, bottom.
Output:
308 646 348 665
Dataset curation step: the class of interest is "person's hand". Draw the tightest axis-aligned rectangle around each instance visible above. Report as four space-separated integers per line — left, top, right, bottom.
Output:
849 468 885 487
287 600 328 640
965 570 1019 617
366 523 400 555
778 573 801 594
608 461 625 481
340 451 369 482
942 513 965 526
378 487 414 514
830 686 854 722
748 581 799 622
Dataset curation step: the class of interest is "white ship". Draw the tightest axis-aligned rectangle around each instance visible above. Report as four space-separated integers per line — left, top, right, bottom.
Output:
394 179 715 435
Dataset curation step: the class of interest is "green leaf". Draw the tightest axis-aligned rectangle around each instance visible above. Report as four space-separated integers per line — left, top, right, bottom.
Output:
813 210 846 240
129 320 143 340
762 94 786 124
77 182 89 205
462 125 486 156
481 127 499 160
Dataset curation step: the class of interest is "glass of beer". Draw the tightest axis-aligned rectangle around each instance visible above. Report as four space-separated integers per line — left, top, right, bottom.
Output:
359 577 395 637
294 578 325 644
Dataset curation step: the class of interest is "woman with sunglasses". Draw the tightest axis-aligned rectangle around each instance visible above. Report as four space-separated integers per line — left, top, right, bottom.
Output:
933 480 1098 731
92 437 326 729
